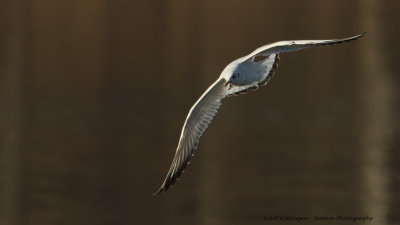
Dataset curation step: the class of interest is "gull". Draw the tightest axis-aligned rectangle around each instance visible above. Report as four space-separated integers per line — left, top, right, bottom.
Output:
154 33 365 196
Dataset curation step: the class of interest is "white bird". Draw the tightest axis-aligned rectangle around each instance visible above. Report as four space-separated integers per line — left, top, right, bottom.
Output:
154 33 365 195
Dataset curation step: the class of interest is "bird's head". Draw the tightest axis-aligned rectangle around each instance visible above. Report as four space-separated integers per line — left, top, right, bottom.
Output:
221 60 243 87
224 71 242 87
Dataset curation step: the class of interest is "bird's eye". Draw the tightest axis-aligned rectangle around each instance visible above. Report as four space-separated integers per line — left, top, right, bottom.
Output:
232 75 236 79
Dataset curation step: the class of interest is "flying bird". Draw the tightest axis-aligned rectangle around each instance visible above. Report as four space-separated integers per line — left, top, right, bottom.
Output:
154 33 365 196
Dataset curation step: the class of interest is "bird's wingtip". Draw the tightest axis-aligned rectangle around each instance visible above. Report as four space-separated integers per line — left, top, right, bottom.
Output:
358 32 367 37
153 186 165 197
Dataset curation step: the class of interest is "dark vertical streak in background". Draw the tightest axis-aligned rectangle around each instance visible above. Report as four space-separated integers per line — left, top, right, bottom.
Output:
0 0 23 224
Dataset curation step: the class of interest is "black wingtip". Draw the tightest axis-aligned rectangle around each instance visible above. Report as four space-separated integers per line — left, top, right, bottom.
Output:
153 187 164 197
153 176 173 197
343 32 366 42
349 32 366 42
153 181 169 196
358 32 367 38
153 182 168 197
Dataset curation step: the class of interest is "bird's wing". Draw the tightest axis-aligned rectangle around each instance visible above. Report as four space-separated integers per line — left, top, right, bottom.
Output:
229 33 365 96
154 78 227 195
243 33 365 62
225 82 259 97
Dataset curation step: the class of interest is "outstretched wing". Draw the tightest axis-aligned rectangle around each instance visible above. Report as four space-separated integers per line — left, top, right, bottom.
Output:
154 78 227 195
243 33 365 62
228 33 365 96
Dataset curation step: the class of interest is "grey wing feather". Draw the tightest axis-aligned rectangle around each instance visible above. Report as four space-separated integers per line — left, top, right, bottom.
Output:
243 33 365 61
154 78 227 195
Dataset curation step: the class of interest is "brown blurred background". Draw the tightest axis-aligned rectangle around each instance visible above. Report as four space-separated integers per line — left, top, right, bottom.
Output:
1 0 400 225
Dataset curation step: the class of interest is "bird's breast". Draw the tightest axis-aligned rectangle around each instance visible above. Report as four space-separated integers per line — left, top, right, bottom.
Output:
236 62 260 85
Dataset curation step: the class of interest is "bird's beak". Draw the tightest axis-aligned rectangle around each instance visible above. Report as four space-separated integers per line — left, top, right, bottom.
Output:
224 81 230 87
